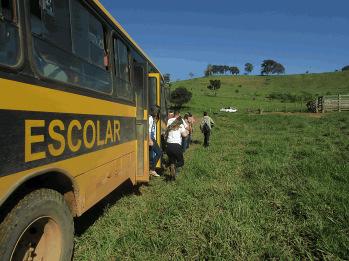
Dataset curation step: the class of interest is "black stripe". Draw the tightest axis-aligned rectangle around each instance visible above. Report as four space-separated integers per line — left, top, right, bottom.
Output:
0 110 136 177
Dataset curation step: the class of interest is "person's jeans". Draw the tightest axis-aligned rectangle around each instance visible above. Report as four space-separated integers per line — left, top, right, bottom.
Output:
182 137 188 152
187 134 192 149
149 139 162 170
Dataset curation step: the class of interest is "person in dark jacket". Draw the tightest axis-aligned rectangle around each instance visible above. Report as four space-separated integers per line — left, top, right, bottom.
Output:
200 112 215 147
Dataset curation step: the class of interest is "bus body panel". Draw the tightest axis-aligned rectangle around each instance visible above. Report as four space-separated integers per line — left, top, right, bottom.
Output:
0 77 140 215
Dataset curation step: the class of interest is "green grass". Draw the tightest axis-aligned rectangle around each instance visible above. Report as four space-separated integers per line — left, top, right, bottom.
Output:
74 72 349 260
172 71 349 113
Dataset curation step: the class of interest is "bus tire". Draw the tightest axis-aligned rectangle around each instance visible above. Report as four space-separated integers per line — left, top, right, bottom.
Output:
0 189 74 261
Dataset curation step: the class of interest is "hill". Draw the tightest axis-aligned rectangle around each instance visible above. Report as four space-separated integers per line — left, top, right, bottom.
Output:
172 71 349 113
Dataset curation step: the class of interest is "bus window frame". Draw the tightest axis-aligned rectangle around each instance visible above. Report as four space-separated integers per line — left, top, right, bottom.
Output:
111 31 135 104
0 0 24 71
26 0 115 98
148 75 158 109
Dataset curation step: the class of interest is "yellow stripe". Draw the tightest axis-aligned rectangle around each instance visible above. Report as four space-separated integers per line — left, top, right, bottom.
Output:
144 109 148 121
0 78 136 117
0 141 136 206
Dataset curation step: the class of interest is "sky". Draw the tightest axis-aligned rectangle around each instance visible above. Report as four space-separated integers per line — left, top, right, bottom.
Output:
100 0 349 80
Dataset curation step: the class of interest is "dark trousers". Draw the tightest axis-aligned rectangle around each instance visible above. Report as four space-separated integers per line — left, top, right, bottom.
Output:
166 143 184 168
150 138 162 170
204 131 211 146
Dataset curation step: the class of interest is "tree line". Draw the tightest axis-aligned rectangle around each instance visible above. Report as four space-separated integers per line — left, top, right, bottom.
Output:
204 60 286 76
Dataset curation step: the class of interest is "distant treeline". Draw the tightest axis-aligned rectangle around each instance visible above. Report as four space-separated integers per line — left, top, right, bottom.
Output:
204 60 286 77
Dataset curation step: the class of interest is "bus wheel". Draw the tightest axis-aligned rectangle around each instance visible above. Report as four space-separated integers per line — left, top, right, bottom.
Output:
0 189 74 261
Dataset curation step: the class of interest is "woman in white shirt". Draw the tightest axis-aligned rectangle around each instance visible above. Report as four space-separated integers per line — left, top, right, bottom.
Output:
165 116 187 179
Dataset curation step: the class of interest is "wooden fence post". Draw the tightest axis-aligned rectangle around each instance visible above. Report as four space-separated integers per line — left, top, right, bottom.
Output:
338 94 341 112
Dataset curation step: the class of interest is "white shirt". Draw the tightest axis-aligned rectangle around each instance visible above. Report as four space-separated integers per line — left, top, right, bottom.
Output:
167 118 186 145
148 116 156 140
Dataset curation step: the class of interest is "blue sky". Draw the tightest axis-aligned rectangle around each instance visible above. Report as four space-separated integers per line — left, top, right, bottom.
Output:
100 0 349 80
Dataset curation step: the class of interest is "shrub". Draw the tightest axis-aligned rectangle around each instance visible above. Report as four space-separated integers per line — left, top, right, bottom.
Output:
170 87 192 108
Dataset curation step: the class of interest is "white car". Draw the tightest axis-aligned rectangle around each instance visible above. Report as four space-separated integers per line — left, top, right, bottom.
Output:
220 107 238 113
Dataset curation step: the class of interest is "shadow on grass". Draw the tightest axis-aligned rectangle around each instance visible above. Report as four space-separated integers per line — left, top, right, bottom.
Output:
74 179 145 236
191 140 202 145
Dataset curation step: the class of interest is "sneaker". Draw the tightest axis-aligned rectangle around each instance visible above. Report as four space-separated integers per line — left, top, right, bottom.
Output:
150 170 160 177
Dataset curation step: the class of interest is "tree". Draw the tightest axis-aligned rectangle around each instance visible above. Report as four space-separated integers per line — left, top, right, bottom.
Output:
170 87 192 108
189 72 194 79
261 60 285 75
273 63 285 74
163 74 171 85
207 79 221 96
261 60 277 75
342 65 349 71
244 63 253 74
230 66 240 75
204 64 213 77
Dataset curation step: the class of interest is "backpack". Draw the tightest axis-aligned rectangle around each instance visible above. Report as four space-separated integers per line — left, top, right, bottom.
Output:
202 122 210 133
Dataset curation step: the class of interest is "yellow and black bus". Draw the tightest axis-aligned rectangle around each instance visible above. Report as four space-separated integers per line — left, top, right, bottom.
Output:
0 0 166 260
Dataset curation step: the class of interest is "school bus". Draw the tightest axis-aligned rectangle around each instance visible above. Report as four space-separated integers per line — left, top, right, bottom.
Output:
0 0 165 260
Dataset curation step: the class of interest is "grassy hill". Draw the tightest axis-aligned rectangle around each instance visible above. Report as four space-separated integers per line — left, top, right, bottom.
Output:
74 72 349 260
171 71 349 113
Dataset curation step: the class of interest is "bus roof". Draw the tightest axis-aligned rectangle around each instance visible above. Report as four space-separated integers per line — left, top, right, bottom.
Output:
92 0 162 77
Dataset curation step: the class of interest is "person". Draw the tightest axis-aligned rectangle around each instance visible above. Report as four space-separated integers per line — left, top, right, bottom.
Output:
182 114 191 152
168 111 174 120
149 106 162 177
187 112 195 147
200 111 215 147
166 116 187 180
169 111 190 148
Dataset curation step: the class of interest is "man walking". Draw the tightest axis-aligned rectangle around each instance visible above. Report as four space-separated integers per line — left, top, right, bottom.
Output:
200 112 215 147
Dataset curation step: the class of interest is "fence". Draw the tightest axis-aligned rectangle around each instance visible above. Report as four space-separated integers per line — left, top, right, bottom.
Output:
318 95 349 112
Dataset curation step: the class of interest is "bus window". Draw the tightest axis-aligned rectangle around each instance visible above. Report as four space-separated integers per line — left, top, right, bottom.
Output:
113 38 134 101
0 0 20 67
148 77 157 108
30 0 112 94
71 0 105 69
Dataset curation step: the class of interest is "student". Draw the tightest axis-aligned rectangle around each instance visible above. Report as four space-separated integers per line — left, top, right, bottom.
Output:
168 111 174 120
149 106 162 177
182 114 191 151
166 116 187 180
186 112 195 148
167 111 189 142
200 111 215 147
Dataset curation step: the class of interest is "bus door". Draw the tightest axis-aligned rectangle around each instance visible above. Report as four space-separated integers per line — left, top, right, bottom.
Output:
148 73 161 168
134 63 148 182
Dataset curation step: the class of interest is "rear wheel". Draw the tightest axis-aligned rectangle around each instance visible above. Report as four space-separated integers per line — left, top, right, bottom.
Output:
0 189 74 261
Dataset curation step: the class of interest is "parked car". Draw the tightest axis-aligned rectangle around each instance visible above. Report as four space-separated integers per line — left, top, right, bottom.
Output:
220 107 238 113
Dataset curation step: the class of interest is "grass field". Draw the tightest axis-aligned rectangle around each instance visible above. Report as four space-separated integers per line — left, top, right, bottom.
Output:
74 72 349 260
